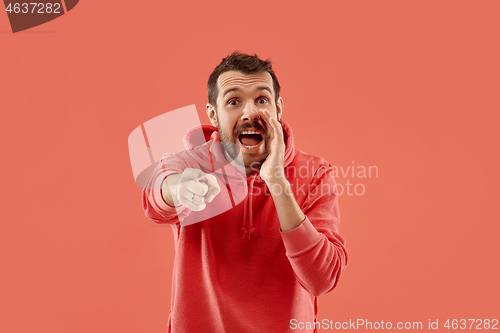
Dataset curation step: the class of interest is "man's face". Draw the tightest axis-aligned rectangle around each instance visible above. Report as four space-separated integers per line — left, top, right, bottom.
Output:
206 70 283 174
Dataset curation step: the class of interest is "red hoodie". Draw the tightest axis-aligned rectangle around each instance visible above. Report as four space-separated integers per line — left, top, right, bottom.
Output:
142 119 348 333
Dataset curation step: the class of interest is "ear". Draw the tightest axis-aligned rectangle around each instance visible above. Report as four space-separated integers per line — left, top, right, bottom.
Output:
276 97 284 121
206 103 218 127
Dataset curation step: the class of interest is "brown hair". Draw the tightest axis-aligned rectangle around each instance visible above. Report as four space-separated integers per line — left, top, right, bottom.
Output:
207 51 281 108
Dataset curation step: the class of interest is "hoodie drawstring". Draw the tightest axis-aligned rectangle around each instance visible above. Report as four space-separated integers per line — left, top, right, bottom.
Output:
241 175 257 240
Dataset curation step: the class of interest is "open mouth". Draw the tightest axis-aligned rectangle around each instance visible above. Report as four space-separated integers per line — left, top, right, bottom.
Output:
238 130 263 149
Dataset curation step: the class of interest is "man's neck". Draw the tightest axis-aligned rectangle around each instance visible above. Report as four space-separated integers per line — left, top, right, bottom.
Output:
224 151 261 177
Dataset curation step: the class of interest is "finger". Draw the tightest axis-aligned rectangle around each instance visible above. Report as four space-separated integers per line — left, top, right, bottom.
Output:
185 180 209 197
269 115 284 143
261 109 278 141
191 193 205 206
183 168 206 182
179 169 220 205
203 174 220 193
203 174 221 202
177 181 207 207
259 109 274 140
259 108 270 123
181 191 204 206
178 190 206 211
204 187 219 202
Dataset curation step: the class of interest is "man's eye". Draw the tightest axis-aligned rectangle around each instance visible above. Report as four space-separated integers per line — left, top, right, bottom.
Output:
228 100 239 106
258 97 268 104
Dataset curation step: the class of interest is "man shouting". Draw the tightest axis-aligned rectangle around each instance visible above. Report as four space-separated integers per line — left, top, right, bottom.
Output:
142 52 348 333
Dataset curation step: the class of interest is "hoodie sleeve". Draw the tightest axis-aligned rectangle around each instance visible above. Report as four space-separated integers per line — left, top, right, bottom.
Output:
280 165 348 297
142 152 199 224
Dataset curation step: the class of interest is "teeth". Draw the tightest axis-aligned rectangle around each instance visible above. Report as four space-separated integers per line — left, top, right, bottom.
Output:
243 143 260 148
239 130 262 148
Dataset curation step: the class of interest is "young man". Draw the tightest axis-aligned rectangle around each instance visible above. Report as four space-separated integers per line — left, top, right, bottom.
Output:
142 52 348 333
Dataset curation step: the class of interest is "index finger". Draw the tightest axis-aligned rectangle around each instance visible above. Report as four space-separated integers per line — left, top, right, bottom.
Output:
203 173 221 194
270 113 284 142
260 109 281 141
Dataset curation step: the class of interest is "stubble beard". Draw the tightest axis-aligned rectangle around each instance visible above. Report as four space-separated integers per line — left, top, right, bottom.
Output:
216 113 271 172
218 124 244 167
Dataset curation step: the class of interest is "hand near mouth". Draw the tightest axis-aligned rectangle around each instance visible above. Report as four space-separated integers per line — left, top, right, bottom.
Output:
258 109 286 186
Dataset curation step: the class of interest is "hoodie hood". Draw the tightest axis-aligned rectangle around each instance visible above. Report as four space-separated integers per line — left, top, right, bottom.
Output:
181 118 297 239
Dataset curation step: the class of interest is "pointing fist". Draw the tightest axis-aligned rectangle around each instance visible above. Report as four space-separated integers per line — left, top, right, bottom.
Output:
162 168 221 212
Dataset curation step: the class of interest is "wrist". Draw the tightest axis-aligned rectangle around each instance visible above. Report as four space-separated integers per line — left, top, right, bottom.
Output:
162 174 181 207
265 177 291 196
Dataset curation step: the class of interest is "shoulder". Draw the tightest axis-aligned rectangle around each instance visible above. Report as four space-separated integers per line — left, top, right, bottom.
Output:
290 149 332 168
286 150 334 180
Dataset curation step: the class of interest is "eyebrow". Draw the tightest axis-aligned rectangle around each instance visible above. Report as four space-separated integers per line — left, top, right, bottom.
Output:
222 86 273 98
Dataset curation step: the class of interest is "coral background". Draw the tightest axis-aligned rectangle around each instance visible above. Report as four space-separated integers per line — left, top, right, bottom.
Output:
1 1 499 331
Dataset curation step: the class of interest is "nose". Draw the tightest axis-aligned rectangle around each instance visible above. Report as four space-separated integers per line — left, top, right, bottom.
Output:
241 101 260 122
